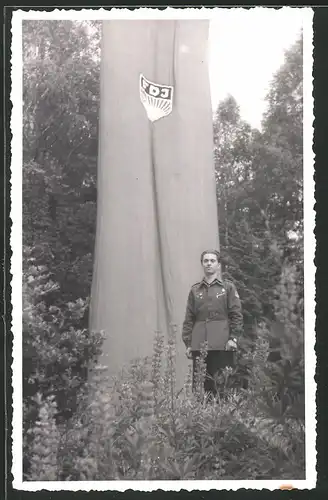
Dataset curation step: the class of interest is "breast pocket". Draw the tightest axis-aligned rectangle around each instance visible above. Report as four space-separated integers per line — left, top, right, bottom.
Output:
211 289 227 317
194 291 206 314
194 291 204 301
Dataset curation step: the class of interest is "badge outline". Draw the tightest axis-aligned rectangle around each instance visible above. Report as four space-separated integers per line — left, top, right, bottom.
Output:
139 73 174 122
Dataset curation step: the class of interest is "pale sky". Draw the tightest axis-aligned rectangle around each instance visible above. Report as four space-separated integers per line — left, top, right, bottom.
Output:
209 8 305 130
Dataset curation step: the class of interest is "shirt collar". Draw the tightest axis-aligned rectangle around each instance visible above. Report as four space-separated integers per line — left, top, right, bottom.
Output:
200 277 223 288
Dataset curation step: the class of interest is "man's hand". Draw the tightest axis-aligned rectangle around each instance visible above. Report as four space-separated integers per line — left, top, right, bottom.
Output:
225 338 238 351
186 347 193 359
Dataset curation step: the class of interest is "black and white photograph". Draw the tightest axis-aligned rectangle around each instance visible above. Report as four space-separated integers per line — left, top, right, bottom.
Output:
11 7 315 491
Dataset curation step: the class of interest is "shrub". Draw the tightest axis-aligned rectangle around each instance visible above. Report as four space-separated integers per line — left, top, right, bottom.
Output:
23 255 305 481
25 323 304 481
27 393 60 481
23 246 104 476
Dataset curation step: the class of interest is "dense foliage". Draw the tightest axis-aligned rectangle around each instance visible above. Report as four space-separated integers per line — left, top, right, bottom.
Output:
215 38 303 326
23 20 100 306
22 20 304 480
27 311 305 481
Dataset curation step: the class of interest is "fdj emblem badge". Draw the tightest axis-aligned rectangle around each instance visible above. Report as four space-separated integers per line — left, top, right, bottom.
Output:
140 74 174 122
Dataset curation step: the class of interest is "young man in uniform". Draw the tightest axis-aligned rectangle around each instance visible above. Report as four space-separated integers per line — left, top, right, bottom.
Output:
182 249 243 396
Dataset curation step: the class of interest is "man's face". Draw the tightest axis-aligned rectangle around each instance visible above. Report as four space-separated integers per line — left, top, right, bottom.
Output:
202 253 220 275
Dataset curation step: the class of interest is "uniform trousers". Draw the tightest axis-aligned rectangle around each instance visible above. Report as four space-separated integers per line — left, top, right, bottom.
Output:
192 350 236 397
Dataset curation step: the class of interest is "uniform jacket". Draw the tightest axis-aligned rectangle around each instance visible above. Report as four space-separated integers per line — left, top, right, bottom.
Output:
182 277 243 351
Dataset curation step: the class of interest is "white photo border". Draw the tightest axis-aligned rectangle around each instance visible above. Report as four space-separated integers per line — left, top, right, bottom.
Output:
11 6 316 491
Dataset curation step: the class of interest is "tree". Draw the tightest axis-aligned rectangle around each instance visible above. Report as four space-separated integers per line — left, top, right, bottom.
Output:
22 22 103 469
214 34 304 329
23 20 101 307
260 33 304 301
214 96 265 328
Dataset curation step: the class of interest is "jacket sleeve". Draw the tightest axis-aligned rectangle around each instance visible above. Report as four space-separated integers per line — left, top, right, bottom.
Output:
182 289 195 348
227 282 243 339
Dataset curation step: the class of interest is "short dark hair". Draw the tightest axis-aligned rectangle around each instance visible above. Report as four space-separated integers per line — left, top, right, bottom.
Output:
200 249 221 263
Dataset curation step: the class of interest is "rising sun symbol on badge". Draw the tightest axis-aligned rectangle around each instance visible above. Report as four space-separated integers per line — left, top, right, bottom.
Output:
139 74 174 122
